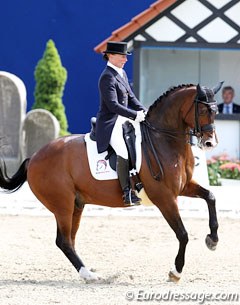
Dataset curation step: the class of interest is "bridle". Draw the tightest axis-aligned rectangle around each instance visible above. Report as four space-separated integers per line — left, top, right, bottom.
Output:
143 87 218 141
141 86 218 181
192 88 218 138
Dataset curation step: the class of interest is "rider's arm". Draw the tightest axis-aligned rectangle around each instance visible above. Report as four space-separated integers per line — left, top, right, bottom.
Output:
99 74 138 120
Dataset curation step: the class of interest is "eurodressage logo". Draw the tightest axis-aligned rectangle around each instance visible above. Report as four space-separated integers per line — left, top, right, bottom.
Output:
96 160 109 174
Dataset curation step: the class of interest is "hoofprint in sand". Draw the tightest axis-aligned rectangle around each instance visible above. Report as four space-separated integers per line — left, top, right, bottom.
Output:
0 215 239 305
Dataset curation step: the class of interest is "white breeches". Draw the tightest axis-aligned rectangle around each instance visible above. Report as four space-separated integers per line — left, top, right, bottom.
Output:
109 115 135 159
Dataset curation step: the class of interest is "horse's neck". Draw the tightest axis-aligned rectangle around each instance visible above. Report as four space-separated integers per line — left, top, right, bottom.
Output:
146 88 195 156
147 89 189 132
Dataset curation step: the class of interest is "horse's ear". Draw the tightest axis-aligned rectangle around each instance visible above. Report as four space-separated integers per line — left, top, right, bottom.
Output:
212 81 224 94
197 84 205 96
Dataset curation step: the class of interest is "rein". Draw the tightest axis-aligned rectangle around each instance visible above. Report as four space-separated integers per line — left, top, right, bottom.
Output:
141 122 164 181
143 120 190 139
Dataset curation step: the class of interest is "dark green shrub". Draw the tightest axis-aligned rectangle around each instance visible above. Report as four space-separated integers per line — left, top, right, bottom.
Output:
32 39 69 136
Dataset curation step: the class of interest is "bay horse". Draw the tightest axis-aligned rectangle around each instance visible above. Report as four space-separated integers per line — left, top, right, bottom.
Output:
0 82 223 282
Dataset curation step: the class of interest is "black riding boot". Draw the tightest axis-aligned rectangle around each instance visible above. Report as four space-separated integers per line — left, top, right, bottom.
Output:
116 156 141 206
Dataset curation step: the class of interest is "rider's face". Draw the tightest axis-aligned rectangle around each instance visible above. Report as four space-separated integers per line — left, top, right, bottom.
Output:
108 54 128 68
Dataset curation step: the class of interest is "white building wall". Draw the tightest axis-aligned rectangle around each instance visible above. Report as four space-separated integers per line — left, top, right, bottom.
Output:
140 48 240 107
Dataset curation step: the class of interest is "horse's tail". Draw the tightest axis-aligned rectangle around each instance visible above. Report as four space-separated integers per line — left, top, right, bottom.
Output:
0 158 30 192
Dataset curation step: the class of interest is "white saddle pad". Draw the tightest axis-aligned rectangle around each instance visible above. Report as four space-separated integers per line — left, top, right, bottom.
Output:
85 121 142 181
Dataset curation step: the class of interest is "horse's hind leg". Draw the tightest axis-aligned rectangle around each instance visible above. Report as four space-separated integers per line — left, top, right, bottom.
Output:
181 180 218 250
71 195 85 250
155 198 188 282
55 206 100 281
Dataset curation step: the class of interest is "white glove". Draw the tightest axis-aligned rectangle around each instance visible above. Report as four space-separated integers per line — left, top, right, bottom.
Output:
135 110 146 123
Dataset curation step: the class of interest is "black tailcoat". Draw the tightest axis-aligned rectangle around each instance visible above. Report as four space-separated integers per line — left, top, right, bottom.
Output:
96 66 146 153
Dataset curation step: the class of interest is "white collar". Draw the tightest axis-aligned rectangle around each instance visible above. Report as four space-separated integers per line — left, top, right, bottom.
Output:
107 61 124 77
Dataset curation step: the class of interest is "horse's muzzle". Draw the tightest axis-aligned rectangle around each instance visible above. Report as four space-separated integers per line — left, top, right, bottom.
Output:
202 130 218 150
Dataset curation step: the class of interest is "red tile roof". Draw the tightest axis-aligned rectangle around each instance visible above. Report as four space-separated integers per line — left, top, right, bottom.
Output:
94 0 177 53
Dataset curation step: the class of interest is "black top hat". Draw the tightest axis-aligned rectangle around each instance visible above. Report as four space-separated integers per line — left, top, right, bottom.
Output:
103 41 131 55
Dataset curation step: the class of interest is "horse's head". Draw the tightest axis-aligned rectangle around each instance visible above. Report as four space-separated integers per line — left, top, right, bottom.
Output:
183 82 224 150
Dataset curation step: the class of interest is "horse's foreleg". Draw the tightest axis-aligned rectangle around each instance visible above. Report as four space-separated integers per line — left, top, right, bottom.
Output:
181 181 218 250
155 199 188 282
55 212 101 282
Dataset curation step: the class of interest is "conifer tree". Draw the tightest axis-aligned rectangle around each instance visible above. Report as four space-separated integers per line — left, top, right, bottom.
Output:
32 39 69 135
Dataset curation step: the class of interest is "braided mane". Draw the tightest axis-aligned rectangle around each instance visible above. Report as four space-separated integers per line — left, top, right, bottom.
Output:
147 84 195 117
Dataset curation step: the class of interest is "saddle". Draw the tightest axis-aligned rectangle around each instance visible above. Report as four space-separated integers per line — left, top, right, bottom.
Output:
90 117 137 172
84 118 154 205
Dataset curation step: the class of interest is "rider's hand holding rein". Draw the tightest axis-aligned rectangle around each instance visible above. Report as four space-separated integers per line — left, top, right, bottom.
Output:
135 110 146 123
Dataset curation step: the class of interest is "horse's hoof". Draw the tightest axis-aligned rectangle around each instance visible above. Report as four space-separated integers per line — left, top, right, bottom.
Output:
168 267 181 283
79 267 102 282
205 234 218 251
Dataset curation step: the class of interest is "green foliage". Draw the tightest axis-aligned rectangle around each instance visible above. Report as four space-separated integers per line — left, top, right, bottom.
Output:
32 39 69 136
219 162 240 180
207 154 240 185
207 161 222 186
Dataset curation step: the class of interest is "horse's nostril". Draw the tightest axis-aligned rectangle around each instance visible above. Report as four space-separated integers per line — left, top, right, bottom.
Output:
205 141 213 147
